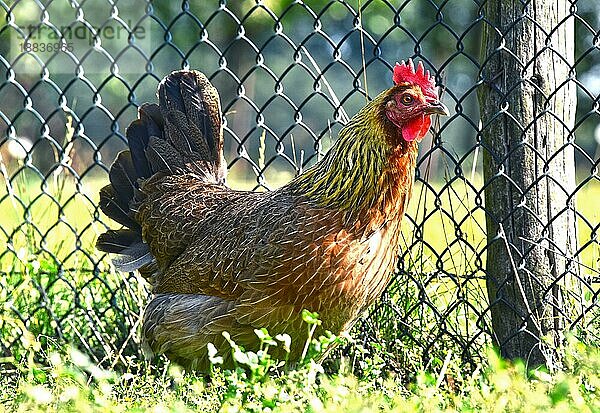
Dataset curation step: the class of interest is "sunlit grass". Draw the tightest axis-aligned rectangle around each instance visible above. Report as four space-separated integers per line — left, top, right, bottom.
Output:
2 334 600 412
1 159 599 411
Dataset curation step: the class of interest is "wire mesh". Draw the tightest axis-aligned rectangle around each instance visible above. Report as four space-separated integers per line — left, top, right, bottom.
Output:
0 0 598 372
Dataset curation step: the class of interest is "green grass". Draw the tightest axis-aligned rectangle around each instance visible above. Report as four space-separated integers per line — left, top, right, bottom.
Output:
2 334 600 412
1 158 599 411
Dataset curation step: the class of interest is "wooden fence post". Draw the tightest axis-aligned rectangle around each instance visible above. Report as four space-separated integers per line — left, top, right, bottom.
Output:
478 0 579 367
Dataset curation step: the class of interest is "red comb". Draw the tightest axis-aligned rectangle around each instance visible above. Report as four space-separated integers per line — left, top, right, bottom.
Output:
393 59 438 99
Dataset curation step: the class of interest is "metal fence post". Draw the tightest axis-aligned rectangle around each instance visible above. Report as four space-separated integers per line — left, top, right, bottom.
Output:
478 0 579 367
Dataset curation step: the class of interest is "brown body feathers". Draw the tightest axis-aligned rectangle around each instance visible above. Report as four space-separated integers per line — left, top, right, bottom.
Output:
97 66 446 371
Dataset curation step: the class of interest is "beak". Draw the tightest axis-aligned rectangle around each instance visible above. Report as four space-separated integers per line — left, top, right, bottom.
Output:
424 101 450 116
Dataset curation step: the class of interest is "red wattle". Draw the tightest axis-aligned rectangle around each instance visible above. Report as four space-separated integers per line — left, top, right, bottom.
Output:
401 115 431 142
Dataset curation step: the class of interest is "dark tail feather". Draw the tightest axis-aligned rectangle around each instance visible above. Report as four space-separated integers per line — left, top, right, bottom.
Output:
96 229 140 253
156 70 226 183
97 70 226 270
98 185 138 229
108 151 137 209
127 119 151 179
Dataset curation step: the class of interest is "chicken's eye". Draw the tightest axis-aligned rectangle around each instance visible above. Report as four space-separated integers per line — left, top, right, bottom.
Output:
400 94 414 105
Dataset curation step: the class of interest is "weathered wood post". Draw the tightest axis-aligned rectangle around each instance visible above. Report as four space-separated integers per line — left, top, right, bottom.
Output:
478 0 579 367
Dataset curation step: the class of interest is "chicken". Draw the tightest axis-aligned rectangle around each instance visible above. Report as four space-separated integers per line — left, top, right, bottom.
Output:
96 60 449 371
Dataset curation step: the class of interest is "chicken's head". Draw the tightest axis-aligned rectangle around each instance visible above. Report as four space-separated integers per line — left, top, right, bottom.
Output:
385 59 449 142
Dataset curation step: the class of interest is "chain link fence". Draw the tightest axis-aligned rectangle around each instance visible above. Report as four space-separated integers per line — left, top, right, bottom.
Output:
0 0 598 373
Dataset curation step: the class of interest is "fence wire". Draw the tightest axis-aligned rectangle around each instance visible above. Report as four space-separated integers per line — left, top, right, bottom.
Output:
0 0 598 373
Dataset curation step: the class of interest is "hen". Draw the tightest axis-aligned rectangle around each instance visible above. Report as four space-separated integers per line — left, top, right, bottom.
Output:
97 60 448 370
